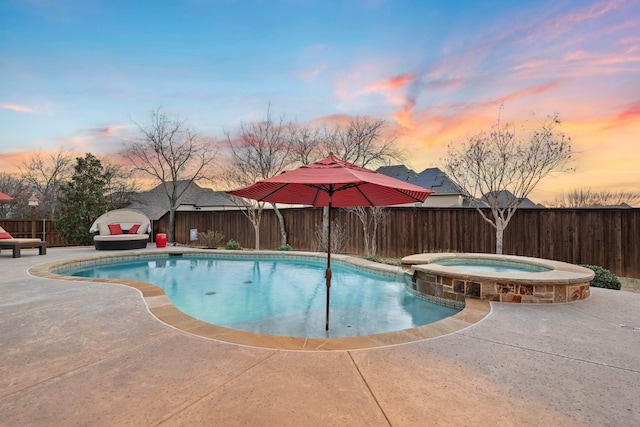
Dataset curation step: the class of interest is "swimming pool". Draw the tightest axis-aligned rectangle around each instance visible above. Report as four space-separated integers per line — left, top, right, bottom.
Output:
65 254 460 338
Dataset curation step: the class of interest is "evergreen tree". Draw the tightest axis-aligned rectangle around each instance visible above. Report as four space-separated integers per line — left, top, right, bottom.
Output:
56 153 112 245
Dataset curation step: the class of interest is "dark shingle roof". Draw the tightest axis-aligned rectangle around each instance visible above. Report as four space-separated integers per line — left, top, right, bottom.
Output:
413 168 466 195
481 190 543 208
376 165 418 182
127 180 247 220
377 165 466 195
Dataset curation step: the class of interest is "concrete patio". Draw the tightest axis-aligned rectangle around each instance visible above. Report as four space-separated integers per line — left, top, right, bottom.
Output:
1 247 638 426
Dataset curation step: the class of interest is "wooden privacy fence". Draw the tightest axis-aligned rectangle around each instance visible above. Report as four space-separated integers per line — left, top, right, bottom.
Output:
164 207 640 279
0 219 66 247
3 208 638 278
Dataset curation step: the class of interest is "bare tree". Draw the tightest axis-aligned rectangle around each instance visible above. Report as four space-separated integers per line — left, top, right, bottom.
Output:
548 188 640 208
223 105 292 249
286 121 324 166
121 108 218 243
312 218 349 254
445 113 573 254
19 150 73 219
100 158 141 209
323 116 403 167
0 173 31 218
322 116 402 254
346 206 387 257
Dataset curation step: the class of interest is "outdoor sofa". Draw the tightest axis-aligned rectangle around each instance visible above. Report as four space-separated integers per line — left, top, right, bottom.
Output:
0 225 47 258
89 209 151 250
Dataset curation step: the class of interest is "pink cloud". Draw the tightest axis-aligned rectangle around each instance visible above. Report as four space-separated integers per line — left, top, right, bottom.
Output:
598 100 640 130
425 78 463 91
89 124 127 137
393 99 417 130
0 103 35 113
617 100 640 121
563 51 592 61
362 73 415 94
526 0 628 41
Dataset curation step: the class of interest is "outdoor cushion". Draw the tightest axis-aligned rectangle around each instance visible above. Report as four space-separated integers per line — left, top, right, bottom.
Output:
97 222 111 235
108 223 123 235
119 222 138 230
128 224 141 234
0 226 12 239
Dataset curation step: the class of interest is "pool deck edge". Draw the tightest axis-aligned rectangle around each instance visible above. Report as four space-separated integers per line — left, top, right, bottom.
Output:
29 249 491 351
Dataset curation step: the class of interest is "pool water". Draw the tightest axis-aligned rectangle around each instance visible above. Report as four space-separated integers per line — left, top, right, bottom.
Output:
433 258 551 273
68 256 460 338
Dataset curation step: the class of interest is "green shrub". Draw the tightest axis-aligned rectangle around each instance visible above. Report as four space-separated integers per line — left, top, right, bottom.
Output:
197 230 225 249
275 244 293 251
363 255 379 262
225 239 243 250
580 264 622 290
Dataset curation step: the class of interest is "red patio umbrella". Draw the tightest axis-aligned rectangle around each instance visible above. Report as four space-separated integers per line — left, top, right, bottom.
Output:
227 154 433 332
0 192 14 202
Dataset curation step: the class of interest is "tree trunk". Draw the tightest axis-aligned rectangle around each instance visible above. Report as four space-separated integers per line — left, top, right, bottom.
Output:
371 213 378 257
254 222 260 250
272 203 287 246
168 208 176 243
495 220 505 255
362 217 370 257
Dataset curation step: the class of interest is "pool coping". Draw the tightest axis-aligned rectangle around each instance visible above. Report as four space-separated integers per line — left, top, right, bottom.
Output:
29 248 491 351
402 252 595 285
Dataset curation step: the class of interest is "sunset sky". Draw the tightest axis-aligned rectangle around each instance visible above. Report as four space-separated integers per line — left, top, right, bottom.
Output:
1 0 639 204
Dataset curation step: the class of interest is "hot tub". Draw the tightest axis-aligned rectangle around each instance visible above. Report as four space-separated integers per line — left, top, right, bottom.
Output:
402 253 594 304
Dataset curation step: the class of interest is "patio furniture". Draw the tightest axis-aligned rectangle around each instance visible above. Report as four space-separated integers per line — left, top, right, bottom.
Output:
0 225 47 258
89 209 151 250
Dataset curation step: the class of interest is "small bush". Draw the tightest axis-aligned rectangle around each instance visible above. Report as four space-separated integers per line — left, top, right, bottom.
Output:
197 230 225 249
275 244 293 251
580 264 622 290
363 255 379 262
225 239 243 250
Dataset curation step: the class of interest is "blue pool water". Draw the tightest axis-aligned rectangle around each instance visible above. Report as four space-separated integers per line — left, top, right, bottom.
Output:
433 258 551 273
67 255 460 338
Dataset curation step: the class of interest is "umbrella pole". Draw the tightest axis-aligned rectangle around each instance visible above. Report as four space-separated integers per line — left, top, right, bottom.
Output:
325 197 332 332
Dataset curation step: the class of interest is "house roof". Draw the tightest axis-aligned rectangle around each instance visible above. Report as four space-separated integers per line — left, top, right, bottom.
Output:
481 190 544 208
127 180 247 220
413 167 467 195
377 165 466 195
375 165 418 183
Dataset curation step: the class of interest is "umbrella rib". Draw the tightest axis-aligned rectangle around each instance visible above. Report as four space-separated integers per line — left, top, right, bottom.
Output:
259 183 290 201
354 185 374 206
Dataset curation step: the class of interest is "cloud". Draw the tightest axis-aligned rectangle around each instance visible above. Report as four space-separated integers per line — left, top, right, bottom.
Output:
0 103 36 113
512 0 628 43
296 44 330 83
86 124 128 138
617 100 640 121
362 73 415 94
599 99 640 130
393 99 417 130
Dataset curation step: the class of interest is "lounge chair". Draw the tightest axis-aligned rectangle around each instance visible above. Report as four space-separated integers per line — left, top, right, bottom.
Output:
89 209 151 250
0 225 47 258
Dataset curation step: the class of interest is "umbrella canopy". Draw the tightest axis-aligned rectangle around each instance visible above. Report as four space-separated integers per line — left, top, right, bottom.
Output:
227 154 433 332
227 154 433 207
0 192 14 202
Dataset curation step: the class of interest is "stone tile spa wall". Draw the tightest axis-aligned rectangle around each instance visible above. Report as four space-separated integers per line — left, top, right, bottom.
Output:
402 253 594 305
408 270 590 304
